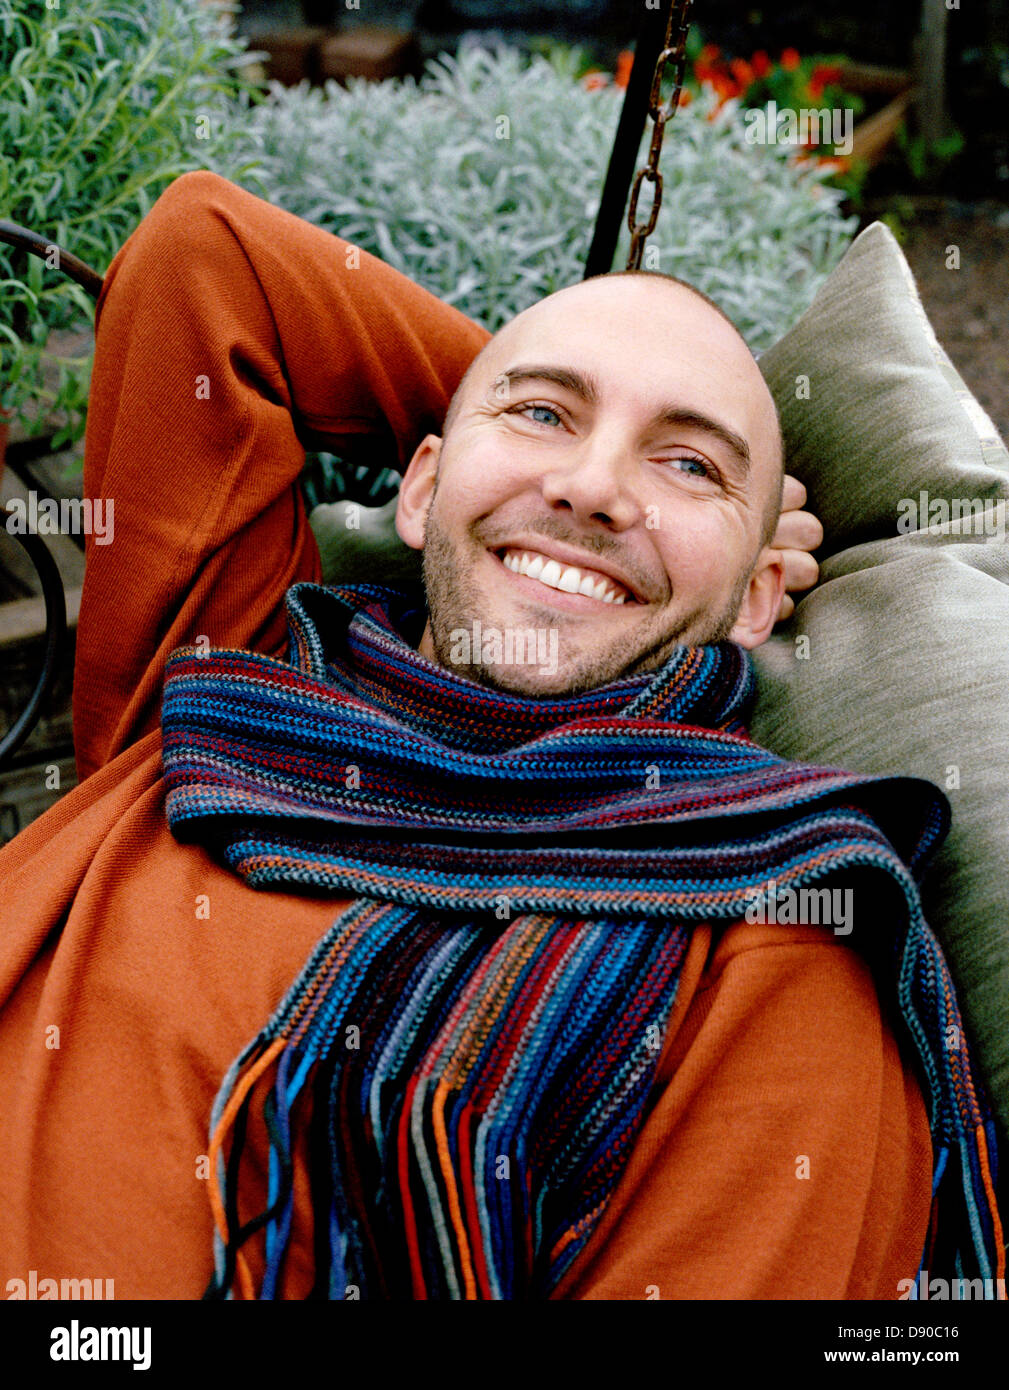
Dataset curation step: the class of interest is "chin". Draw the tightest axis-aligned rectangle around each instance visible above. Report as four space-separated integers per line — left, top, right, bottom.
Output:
434 640 573 698
469 662 578 699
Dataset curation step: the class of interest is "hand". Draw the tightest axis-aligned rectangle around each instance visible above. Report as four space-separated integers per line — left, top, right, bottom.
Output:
771 475 824 622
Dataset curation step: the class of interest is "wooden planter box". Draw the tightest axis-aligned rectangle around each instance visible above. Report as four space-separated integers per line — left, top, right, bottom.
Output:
247 22 421 88
247 25 329 86
317 26 421 84
840 62 916 169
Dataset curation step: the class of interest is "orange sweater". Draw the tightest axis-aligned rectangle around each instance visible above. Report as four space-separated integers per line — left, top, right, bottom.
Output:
0 171 933 1300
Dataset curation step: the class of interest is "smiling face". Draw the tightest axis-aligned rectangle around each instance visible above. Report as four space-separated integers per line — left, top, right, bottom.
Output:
395 272 786 696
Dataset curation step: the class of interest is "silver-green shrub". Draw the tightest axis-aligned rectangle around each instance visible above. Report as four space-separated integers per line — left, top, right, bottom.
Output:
223 43 857 346
2 32 857 454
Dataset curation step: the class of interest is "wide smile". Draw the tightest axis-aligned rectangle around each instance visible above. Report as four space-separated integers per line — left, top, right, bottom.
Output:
492 545 642 611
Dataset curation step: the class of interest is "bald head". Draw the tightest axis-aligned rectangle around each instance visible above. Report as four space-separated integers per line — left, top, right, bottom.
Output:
395 265 790 696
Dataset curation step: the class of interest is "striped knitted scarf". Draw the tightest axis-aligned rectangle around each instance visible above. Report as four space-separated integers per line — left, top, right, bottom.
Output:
162 581 1004 1301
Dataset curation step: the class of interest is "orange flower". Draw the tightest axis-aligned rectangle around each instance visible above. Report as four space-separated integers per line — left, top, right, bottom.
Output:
581 70 609 91
808 62 843 101
781 47 801 71
614 49 634 89
751 50 771 78
675 88 693 107
712 74 740 102
730 57 754 90
812 63 843 87
699 43 721 64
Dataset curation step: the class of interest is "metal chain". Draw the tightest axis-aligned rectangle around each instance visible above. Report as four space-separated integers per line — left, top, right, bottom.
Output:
625 0 695 271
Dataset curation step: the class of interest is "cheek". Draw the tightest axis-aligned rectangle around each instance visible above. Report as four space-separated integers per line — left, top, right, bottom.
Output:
435 442 538 524
652 508 745 594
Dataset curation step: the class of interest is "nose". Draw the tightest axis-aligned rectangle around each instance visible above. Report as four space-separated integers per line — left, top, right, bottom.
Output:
539 431 642 531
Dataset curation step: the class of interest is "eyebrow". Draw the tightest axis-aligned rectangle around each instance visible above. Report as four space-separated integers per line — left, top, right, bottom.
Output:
500 363 751 475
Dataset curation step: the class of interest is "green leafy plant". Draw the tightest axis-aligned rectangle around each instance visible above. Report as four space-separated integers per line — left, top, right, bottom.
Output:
878 196 918 245
662 30 871 202
895 123 966 185
0 0 263 447
687 37 864 122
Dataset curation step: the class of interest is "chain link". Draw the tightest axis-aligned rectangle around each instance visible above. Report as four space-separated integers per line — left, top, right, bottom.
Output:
626 0 695 271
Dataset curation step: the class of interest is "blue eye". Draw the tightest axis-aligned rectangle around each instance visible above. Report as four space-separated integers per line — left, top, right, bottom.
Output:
663 454 712 478
523 404 562 426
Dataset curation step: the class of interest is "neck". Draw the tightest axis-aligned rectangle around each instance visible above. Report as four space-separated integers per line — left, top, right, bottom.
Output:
417 619 437 665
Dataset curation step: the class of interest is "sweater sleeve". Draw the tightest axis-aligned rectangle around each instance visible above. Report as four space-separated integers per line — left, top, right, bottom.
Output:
551 922 935 1300
75 170 490 779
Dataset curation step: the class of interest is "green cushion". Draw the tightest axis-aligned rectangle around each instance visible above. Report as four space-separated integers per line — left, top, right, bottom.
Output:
752 221 1009 1148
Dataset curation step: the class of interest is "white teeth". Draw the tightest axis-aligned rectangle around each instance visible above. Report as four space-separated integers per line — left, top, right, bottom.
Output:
500 548 632 604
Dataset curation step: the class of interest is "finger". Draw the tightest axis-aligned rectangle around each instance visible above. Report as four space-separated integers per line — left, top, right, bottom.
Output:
780 474 807 512
780 549 820 594
776 592 796 623
773 508 824 554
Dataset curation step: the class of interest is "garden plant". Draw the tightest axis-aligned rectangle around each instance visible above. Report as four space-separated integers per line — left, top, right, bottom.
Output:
0 0 260 449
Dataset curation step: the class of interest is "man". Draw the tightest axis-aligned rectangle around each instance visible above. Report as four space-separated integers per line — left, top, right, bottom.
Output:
0 172 1000 1301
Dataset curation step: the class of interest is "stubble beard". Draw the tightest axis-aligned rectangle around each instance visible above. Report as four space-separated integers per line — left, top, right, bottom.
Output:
420 502 751 698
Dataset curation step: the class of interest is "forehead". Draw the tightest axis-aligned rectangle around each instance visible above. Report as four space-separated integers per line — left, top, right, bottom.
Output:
471 278 778 473
483 277 762 413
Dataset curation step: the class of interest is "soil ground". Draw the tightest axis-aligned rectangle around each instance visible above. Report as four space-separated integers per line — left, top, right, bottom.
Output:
866 198 1009 444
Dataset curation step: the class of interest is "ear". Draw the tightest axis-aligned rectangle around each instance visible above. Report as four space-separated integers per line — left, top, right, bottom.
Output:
729 548 787 650
395 434 442 551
